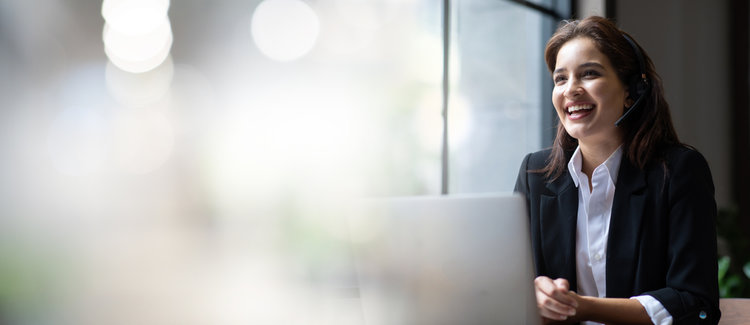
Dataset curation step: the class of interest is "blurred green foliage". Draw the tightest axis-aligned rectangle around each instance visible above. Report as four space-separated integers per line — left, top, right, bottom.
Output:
717 207 750 298
718 256 750 297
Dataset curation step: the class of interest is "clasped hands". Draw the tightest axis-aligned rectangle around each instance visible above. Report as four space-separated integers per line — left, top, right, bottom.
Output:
535 276 583 324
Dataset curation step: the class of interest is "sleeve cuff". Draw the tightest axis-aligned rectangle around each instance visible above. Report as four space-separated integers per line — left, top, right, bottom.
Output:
631 295 673 325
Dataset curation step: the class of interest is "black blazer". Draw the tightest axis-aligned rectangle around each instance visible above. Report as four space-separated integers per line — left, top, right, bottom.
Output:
515 145 720 325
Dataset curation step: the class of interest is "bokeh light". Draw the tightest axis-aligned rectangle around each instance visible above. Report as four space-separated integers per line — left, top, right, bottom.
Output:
102 0 172 73
103 21 173 73
102 0 170 36
2 1 447 324
250 0 320 61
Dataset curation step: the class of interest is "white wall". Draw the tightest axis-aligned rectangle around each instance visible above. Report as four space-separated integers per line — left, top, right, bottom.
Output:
617 0 732 208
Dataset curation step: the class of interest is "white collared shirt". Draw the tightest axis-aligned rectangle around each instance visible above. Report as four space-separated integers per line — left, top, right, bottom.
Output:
567 146 672 325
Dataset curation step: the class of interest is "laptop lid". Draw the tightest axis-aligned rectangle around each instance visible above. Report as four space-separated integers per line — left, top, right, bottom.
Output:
349 193 540 325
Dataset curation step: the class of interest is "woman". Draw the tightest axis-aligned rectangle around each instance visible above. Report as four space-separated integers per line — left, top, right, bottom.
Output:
515 16 720 324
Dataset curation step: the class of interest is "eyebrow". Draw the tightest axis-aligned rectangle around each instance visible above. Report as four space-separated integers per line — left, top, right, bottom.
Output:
553 62 606 75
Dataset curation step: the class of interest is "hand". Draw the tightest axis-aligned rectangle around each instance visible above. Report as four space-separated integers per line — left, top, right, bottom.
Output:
534 276 578 322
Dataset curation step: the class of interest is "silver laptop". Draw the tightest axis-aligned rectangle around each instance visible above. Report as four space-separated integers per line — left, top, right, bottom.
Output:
349 193 540 325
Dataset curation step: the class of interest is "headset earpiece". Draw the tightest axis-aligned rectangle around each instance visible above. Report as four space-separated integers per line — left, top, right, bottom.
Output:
631 75 647 97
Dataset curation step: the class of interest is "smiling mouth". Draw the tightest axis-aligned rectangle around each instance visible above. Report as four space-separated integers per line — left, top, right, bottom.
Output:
567 104 594 118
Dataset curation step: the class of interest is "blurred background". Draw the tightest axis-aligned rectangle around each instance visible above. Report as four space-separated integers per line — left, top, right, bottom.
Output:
0 0 747 324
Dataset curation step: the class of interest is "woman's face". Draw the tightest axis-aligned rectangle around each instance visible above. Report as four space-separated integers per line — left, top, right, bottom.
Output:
552 37 628 145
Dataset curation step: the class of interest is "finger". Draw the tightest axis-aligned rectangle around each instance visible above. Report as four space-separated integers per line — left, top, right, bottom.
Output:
550 278 578 307
551 291 577 308
534 283 577 319
540 310 571 322
553 278 569 291
534 276 560 297
534 276 577 308
536 290 577 319
535 277 577 308
538 302 574 321
534 276 577 313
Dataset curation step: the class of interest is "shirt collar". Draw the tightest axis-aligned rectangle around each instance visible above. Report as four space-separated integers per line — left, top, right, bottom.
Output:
567 145 624 188
604 145 623 184
567 146 583 188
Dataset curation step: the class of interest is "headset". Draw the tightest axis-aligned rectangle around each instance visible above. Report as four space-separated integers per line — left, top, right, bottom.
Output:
614 33 650 126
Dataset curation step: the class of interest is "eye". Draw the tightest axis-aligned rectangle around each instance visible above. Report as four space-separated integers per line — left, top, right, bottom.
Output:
553 75 567 84
582 69 601 78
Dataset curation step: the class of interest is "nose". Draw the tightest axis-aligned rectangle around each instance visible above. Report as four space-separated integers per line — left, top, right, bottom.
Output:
564 79 583 98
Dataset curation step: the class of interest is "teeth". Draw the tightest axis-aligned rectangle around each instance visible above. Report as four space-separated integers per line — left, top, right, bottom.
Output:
568 105 594 113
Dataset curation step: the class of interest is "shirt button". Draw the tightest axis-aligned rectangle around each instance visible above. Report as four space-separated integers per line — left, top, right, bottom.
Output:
699 311 707 319
593 253 602 261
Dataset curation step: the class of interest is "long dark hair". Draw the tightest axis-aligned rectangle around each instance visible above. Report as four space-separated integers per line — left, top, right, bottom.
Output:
539 16 681 181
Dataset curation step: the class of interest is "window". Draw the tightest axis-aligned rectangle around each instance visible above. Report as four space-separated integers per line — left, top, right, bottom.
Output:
449 0 566 193
370 0 569 196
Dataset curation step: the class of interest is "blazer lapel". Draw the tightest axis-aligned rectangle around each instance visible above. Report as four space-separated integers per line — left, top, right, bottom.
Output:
606 158 647 298
540 174 579 288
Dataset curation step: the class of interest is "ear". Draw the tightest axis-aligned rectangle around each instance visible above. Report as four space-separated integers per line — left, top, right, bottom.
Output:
625 97 634 108
624 89 634 108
